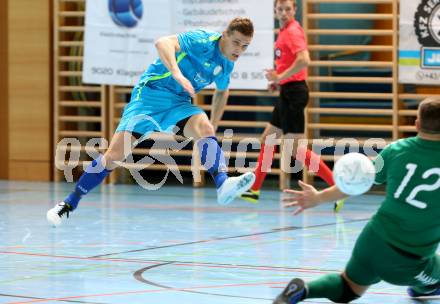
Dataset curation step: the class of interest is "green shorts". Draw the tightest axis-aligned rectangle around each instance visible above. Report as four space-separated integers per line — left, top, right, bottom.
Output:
346 222 440 288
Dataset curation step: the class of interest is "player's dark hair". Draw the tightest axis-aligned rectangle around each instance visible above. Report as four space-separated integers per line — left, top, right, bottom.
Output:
226 17 254 37
419 97 440 134
275 0 296 8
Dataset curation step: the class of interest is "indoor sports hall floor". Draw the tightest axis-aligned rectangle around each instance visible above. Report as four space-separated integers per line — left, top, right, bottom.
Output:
0 181 438 304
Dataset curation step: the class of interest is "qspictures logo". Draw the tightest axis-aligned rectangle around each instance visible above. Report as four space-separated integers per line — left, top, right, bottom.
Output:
414 0 440 68
108 0 143 28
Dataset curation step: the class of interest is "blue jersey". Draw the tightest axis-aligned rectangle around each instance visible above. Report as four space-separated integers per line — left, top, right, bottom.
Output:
138 29 234 98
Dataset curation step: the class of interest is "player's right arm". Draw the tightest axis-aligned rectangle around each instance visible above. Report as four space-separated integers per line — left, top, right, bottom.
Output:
284 146 390 215
155 35 195 97
265 49 310 83
283 181 347 215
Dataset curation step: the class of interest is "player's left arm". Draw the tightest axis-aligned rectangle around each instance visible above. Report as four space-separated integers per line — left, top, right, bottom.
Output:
283 181 347 215
210 89 229 132
266 49 310 83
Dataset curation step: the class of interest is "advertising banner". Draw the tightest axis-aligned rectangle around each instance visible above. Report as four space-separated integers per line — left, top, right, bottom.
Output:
83 0 274 89
83 0 171 85
399 0 440 84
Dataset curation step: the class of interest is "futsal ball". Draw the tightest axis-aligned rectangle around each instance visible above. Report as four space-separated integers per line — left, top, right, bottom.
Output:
333 152 375 196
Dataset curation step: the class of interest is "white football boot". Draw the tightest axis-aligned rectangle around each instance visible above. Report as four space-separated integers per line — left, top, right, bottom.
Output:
217 172 256 205
46 202 72 227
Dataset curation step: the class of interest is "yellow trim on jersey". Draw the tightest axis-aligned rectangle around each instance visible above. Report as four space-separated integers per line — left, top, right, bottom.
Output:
209 35 221 41
135 52 188 101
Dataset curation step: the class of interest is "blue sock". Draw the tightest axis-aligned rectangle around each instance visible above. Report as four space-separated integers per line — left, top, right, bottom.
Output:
197 136 228 188
64 155 112 210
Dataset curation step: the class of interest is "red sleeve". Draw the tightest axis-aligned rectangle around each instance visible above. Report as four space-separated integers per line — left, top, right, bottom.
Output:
285 25 307 55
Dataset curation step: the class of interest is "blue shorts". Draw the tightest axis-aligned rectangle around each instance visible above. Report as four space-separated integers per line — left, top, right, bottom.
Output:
116 86 204 135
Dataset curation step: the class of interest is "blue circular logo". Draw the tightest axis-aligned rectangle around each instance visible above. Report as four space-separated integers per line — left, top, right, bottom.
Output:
108 0 143 28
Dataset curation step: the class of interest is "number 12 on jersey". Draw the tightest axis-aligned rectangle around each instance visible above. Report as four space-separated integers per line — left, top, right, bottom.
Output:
394 163 440 209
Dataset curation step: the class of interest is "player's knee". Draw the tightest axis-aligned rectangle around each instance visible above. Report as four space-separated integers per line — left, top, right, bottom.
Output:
198 121 215 137
104 148 125 164
334 276 361 303
260 133 269 144
261 132 280 146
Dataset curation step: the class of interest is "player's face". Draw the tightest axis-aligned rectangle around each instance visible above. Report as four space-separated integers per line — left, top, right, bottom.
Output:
220 30 253 62
275 0 296 27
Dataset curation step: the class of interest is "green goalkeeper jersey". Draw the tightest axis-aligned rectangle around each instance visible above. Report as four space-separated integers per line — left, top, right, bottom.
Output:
370 136 440 257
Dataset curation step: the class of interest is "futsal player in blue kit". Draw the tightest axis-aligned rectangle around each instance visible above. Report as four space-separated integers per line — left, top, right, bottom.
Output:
47 17 256 226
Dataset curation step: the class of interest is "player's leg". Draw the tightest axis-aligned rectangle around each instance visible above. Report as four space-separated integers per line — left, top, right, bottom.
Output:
240 81 286 204
184 113 228 188
240 123 282 203
287 135 333 185
274 256 372 304
273 272 369 304
47 85 157 226
288 133 345 212
282 80 344 211
280 132 302 189
47 131 136 226
407 255 440 297
295 142 346 212
183 113 255 205
353 223 440 298
273 223 379 303
280 80 333 187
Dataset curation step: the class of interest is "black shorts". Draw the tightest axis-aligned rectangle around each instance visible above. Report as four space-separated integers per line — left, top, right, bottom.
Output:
270 80 309 134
